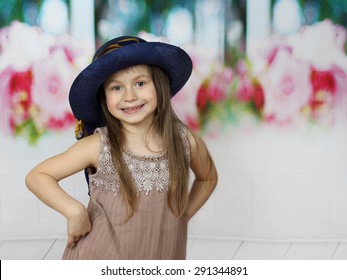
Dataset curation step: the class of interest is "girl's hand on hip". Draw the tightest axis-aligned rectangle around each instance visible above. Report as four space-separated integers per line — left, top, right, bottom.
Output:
66 204 91 248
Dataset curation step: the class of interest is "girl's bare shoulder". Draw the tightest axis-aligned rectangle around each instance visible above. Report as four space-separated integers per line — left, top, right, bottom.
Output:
66 133 101 164
55 132 101 170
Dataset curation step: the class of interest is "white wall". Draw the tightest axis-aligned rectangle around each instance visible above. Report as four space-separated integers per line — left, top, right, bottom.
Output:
0 129 89 239
189 124 347 241
1 124 347 241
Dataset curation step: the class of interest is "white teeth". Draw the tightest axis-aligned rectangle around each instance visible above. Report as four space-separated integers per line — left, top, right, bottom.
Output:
123 105 142 112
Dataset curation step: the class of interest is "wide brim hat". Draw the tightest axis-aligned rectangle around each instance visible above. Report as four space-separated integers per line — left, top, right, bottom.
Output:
69 36 193 139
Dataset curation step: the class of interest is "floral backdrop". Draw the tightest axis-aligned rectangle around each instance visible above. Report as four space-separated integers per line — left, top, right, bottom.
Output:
0 21 89 144
1 19 347 145
179 19 347 135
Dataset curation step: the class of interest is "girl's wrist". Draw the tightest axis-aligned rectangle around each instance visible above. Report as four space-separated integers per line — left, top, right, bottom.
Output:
63 199 86 220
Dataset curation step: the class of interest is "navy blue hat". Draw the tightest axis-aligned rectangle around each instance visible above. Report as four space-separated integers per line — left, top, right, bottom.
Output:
69 36 193 139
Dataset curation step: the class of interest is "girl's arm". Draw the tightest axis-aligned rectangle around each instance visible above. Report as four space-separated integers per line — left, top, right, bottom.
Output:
25 134 100 247
187 131 218 221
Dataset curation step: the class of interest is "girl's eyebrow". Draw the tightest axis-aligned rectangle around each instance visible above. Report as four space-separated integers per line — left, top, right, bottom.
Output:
131 74 151 80
107 74 150 84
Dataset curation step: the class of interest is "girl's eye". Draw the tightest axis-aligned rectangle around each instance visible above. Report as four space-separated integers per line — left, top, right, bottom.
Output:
136 81 146 87
111 85 122 91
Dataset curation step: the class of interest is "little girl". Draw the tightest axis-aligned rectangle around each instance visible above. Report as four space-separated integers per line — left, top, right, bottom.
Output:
25 36 218 260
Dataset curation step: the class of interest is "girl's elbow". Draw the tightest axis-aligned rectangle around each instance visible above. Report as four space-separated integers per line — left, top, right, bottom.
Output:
206 172 218 194
25 171 35 191
211 166 218 190
25 169 41 192
214 174 218 186
211 175 218 192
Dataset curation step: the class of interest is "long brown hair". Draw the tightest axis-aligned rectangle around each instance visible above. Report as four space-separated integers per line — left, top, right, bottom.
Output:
98 65 189 218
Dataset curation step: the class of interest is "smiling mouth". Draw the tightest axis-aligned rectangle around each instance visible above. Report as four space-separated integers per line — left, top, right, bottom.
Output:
122 104 144 113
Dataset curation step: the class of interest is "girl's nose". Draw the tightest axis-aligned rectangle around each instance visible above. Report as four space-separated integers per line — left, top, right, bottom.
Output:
124 87 138 102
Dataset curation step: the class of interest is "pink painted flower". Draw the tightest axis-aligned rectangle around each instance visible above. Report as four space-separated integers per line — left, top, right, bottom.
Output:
253 83 265 110
0 68 16 134
312 65 347 97
308 65 347 118
9 69 33 125
196 81 209 111
49 34 87 66
236 77 253 102
254 35 293 65
31 50 76 130
235 59 265 111
259 49 312 123
196 66 233 111
236 78 265 110
0 67 33 134
248 35 293 76
311 67 337 94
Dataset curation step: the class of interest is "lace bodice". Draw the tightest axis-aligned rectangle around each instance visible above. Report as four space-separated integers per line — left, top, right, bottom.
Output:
88 124 191 195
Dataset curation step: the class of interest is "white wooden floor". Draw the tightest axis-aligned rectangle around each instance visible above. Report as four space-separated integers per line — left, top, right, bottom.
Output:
1 237 347 260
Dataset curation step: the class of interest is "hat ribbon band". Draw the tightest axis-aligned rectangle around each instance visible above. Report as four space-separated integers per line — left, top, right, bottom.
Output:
93 38 141 61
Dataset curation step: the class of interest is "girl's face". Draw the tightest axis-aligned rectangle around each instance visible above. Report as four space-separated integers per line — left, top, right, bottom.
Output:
103 65 157 128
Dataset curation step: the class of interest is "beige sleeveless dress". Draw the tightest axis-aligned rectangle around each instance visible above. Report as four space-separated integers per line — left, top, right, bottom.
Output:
62 125 190 260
